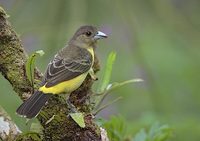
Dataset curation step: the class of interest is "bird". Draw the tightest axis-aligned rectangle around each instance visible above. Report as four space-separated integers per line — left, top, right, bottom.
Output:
16 25 107 118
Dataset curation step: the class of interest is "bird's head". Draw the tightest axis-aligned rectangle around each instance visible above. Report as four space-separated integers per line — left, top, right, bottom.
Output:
70 25 107 48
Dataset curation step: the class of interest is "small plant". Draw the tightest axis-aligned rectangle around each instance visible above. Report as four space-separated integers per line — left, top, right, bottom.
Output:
93 51 143 114
100 116 173 141
133 122 173 141
26 50 44 92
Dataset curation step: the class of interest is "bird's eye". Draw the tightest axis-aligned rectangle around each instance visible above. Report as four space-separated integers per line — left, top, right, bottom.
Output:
85 31 92 37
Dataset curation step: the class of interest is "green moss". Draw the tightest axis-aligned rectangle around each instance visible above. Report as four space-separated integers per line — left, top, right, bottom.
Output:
16 132 42 141
0 6 10 18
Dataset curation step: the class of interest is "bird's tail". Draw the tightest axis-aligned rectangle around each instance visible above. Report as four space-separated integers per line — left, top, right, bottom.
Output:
16 91 52 118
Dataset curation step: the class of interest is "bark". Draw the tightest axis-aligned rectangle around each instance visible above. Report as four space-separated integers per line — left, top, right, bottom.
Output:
0 7 107 141
0 106 21 141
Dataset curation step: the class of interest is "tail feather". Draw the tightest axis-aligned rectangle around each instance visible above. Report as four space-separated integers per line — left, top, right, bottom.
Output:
16 91 51 118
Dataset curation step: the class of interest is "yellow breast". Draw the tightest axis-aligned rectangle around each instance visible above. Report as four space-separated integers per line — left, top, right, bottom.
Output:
87 47 94 65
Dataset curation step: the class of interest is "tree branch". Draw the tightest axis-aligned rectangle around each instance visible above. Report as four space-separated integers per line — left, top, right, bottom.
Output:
0 6 107 141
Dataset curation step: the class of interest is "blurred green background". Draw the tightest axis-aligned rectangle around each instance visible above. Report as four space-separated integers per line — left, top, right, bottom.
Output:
0 0 200 140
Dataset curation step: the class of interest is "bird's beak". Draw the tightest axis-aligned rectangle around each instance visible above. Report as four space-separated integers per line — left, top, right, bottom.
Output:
94 31 107 40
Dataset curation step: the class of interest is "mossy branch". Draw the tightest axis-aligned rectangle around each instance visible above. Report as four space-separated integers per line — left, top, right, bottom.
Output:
0 6 106 141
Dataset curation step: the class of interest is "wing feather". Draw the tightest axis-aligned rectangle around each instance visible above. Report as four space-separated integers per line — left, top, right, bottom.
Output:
44 53 92 88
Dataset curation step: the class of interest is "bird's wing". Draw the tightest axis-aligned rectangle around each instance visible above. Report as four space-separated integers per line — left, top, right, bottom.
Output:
43 54 92 88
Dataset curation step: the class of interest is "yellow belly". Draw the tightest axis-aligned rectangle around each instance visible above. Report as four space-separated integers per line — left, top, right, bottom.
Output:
39 72 88 94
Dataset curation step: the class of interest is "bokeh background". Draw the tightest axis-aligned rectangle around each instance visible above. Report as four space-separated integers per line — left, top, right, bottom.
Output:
0 0 200 140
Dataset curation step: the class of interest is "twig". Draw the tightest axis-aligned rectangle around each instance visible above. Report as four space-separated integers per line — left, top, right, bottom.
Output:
93 97 122 116
95 79 143 110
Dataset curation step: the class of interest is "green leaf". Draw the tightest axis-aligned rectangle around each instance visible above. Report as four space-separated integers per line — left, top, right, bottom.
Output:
102 116 128 141
69 113 85 128
98 51 116 93
26 50 44 87
133 122 173 141
30 123 43 134
148 122 172 141
133 129 147 141
106 78 143 92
